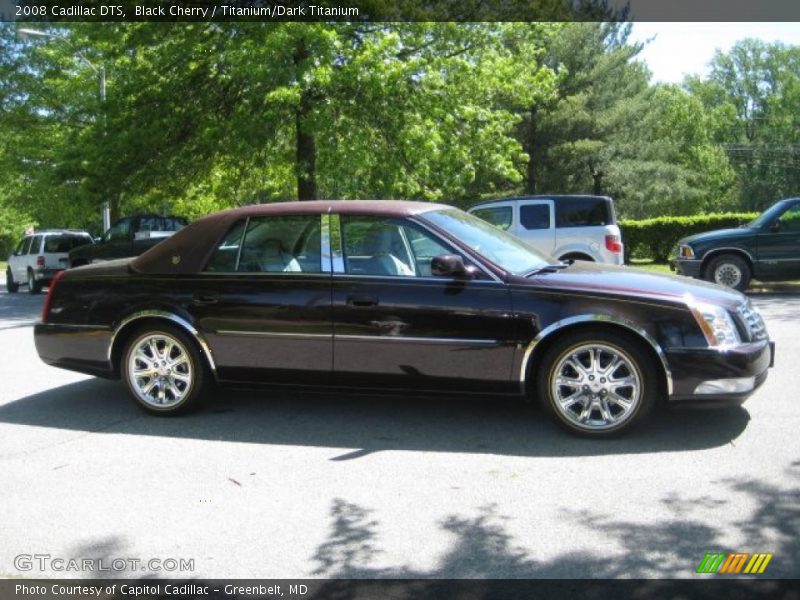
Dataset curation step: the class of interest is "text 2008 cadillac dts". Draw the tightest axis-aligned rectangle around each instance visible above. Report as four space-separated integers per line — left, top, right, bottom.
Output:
34 201 774 437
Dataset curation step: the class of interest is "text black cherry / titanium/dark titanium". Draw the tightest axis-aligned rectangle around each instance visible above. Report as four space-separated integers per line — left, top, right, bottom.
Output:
34 201 774 437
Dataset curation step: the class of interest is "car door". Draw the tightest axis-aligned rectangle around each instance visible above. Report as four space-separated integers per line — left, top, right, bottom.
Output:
756 200 800 279
190 214 333 384
331 214 517 393
9 237 30 280
515 199 556 256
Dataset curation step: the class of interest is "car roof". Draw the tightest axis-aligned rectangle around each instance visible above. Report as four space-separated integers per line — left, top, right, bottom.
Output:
469 195 612 209
131 200 451 275
25 229 91 235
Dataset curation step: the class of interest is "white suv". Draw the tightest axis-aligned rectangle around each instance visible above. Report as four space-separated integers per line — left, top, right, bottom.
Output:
6 230 93 294
468 195 624 265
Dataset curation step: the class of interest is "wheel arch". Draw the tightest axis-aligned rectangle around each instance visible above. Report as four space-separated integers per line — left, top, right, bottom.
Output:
558 251 595 262
108 310 217 379
700 248 754 276
521 315 672 398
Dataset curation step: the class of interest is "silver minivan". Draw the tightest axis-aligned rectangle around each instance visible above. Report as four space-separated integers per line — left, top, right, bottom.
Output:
468 195 624 265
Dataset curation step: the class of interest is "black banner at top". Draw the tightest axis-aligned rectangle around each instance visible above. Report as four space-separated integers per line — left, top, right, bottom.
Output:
3 0 800 22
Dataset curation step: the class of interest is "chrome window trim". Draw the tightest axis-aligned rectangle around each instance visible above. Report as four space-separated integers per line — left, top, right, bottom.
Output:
328 273 503 285
321 213 332 273
330 213 344 273
216 330 332 339
108 310 217 376
519 314 674 396
336 334 502 345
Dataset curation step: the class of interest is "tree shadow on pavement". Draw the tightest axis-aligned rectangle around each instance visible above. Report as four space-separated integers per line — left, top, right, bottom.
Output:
0 377 751 458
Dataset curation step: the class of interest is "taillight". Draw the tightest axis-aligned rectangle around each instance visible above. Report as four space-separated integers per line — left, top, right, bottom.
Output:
605 234 623 253
36 255 45 268
41 270 65 322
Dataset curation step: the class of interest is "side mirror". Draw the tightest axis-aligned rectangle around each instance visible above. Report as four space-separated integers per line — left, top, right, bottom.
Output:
430 254 477 278
770 220 781 233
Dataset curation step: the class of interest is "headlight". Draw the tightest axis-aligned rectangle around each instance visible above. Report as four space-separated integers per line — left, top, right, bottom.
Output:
689 302 742 348
679 244 695 258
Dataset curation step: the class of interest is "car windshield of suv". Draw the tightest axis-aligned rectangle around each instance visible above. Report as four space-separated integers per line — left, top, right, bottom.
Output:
422 208 552 275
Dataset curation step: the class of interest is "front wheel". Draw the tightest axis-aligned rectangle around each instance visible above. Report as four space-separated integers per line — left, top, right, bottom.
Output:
122 325 207 415
6 269 19 293
705 254 751 291
536 330 658 437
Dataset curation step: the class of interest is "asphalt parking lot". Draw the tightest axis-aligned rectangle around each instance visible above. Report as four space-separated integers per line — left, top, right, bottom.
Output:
0 285 798 579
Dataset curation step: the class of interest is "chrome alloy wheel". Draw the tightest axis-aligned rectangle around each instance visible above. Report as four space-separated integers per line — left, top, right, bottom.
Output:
550 343 642 431
127 333 193 409
714 262 742 288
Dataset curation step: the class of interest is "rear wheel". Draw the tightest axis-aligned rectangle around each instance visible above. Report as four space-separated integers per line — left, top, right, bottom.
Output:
704 254 751 291
6 269 19 293
122 325 207 415
536 330 658 437
27 269 41 294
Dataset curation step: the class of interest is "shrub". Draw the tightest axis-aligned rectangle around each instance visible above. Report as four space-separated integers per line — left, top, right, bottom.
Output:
620 213 759 262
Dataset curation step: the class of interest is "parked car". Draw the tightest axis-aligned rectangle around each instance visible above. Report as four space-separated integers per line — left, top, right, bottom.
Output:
69 214 187 267
35 201 773 437
6 229 93 294
468 195 624 265
672 198 800 291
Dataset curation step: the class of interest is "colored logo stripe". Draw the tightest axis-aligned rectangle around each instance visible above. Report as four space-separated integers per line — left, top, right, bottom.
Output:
697 552 773 574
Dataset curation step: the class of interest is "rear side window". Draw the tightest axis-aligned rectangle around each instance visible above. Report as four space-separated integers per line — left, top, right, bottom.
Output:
555 197 613 228
44 235 91 253
471 206 512 230
520 204 551 230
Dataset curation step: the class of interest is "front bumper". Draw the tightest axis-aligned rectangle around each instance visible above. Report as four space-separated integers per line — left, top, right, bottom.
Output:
667 340 773 406
671 258 704 278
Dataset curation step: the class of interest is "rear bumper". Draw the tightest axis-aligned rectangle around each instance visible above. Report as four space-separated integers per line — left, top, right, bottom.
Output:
671 258 703 278
33 267 65 283
667 340 773 406
34 322 116 378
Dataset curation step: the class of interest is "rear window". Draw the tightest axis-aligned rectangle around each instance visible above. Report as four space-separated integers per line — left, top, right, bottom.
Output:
44 234 91 253
555 197 613 228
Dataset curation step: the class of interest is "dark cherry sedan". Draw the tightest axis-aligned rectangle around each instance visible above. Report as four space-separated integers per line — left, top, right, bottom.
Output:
34 201 775 437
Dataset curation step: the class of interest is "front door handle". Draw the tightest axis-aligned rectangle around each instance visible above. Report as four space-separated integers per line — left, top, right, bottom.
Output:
346 295 378 308
193 293 219 305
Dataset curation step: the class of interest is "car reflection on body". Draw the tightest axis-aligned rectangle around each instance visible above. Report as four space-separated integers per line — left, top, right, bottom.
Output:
34 201 774 437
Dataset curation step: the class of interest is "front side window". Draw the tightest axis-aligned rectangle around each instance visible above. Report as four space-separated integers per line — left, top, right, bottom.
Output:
520 204 551 230
205 215 322 274
777 203 800 232
341 216 456 277
471 206 512 231
106 218 132 241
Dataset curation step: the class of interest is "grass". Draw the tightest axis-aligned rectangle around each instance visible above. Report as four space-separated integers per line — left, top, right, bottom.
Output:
0 261 6 273
628 258 672 275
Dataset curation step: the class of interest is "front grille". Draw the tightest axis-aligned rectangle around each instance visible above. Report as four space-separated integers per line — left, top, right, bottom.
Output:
737 301 768 342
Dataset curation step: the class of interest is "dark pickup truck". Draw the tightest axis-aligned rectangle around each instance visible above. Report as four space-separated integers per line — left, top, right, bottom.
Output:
69 214 187 267
672 197 800 291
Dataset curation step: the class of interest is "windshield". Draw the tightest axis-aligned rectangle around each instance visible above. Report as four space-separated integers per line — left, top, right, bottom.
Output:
422 208 552 274
748 200 790 229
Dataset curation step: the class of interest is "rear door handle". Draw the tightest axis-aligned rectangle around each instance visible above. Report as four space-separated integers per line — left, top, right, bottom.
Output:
346 295 378 308
193 293 219 305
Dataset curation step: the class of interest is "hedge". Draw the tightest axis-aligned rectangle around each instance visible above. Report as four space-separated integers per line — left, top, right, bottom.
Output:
620 212 759 262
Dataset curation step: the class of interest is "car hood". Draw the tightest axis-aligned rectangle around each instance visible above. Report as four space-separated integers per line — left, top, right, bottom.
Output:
517 261 746 310
679 227 754 246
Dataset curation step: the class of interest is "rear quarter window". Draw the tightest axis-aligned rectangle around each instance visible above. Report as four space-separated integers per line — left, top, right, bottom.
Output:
555 197 613 228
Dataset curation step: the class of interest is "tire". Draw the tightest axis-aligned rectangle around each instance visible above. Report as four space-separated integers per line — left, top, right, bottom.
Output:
122 325 208 415
536 329 658 438
27 269 41 294
6 269 19 293
704 254 751 291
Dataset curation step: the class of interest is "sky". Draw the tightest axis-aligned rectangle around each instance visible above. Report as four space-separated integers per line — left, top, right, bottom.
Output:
628 22 800 84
